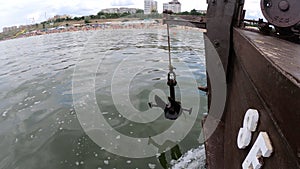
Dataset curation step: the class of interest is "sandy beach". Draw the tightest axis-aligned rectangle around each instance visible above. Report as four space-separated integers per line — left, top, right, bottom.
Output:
1 19 204 42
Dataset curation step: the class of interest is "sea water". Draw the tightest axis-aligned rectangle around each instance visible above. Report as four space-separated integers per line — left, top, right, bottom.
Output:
0 28 207 169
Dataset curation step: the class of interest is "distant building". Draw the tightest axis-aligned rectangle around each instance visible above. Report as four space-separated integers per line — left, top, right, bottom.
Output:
163 0 181 13
19 25 32 30
144 0 158 14
101 8 119 14
48 15 71 21
163 3 169 12
101 8 140 14
3 26 18 33
153 1 158 11
197 10 207 15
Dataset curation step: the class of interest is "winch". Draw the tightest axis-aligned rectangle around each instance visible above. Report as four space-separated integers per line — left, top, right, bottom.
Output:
261 0 300 41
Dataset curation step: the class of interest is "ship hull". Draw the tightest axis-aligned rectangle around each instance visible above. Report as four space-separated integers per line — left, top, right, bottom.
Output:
204 28 300 169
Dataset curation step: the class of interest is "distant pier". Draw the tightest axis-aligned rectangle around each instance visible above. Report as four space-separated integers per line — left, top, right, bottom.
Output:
163 15 206 29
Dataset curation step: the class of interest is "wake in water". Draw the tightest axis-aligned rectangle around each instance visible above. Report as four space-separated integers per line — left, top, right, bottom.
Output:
171 145 206 169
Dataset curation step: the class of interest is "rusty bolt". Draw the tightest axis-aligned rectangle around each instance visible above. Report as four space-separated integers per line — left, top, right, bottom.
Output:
278 0 289 11
214 40 220 48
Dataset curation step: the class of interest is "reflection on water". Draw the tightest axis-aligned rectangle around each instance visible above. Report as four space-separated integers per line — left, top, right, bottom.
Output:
0 28 206 169
158 144 182 169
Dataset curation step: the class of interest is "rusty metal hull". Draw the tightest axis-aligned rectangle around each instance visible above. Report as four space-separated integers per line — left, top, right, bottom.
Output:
204 28 300 168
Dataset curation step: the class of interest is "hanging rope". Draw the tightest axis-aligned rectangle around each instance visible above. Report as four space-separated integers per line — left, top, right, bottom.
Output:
167 23 174 73
148 20 190 120
166 23 177 98
164 23 181 120
166 23 176 93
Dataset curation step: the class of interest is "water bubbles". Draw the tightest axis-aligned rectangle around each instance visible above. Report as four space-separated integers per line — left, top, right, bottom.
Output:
137 139 141 142
171 145 206 169
1 110 8 117
75 161 84 166
34 101 40 105
126 160 131 164
148 163 156 169
104 160 109 165
24 96 35 102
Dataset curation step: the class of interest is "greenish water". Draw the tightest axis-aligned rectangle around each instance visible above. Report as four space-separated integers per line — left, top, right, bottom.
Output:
0 28 207 169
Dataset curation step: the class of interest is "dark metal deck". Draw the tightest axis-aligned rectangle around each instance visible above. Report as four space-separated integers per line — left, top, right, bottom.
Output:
233 28 300 168
237 29 300 86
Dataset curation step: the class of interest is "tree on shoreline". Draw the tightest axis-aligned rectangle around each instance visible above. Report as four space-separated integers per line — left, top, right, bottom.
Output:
176 9 206 16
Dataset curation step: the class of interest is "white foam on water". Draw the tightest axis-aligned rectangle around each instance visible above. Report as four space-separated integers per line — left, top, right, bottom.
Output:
104 160 109 165
148 163 156 169
171 145 206 169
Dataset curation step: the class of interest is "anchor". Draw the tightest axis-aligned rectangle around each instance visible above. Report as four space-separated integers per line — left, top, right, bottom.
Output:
148 95 192 116
164 71 181 120
148 73 192 120
148 23 193 120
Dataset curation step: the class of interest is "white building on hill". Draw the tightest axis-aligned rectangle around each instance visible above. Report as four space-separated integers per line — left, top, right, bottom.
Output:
163 0 181 13
144 0 158 14
101 8 140 14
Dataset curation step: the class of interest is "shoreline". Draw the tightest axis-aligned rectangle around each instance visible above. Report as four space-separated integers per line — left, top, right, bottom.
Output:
0 20 204 42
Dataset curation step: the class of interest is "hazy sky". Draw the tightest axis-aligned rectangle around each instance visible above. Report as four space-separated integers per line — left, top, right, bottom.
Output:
0 0 263 31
